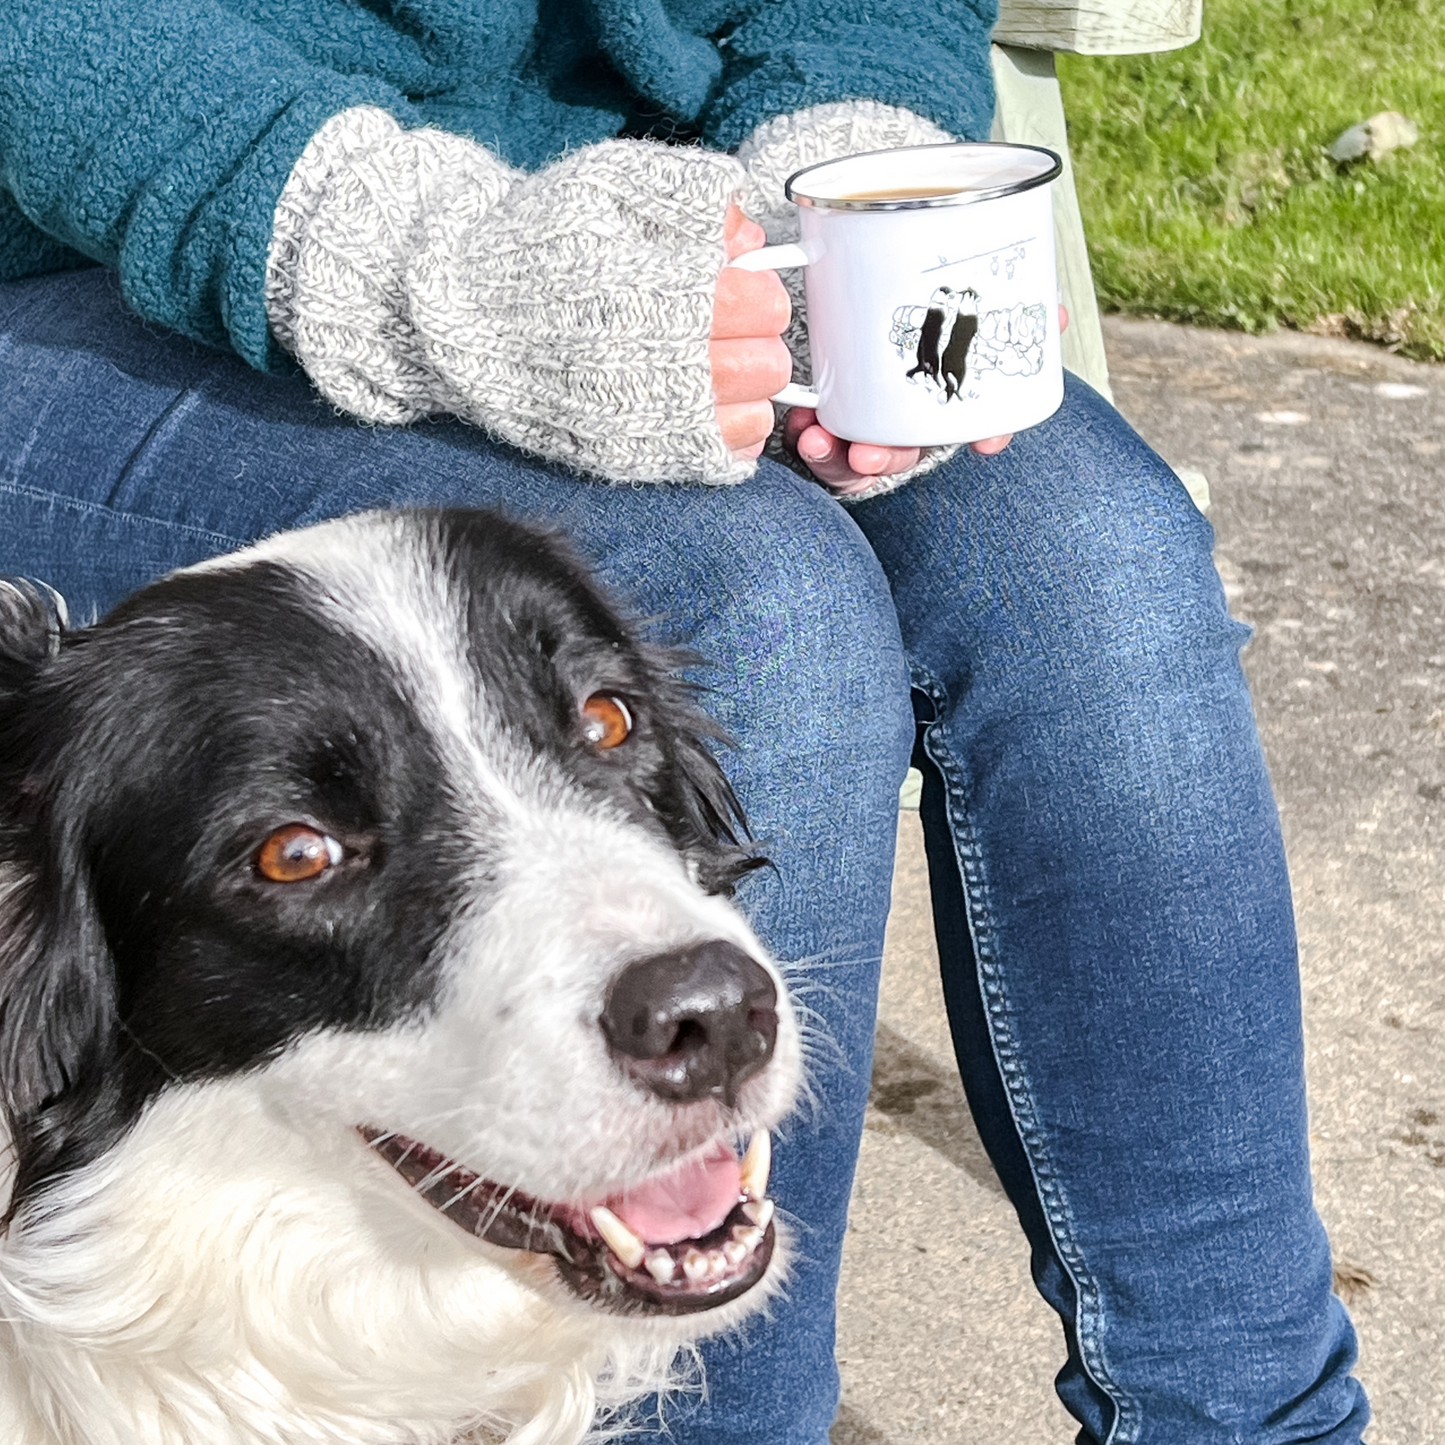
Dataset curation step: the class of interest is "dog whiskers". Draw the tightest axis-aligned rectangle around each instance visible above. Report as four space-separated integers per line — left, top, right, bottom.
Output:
477 1182 521 1237
777 946 881 977
439 1172 489 1216
411 1159 464 1196
116 1021 182 1083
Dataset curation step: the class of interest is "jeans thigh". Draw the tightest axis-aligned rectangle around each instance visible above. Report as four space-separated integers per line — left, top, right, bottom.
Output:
0 266 916 1445
852 376 1368 1445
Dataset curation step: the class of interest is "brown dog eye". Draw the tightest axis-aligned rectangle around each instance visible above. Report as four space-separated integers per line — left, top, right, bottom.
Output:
256 824 343 883
580 694 632 749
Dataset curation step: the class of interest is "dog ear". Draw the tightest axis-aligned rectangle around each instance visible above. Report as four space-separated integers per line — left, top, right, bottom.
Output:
636 642 769 895
0 867 121 1224
0 581 120 1223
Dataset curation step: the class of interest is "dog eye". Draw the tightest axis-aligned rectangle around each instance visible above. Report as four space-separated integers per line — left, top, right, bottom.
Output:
580 694 632 750
256 825 344 883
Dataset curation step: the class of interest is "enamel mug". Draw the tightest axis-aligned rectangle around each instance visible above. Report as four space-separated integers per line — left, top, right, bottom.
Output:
731 143 1065 448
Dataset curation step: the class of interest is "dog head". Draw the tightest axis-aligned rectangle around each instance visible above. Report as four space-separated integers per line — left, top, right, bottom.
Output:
0 510 799 1440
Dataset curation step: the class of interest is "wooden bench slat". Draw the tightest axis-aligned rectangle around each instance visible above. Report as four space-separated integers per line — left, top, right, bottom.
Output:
993 0 1201 55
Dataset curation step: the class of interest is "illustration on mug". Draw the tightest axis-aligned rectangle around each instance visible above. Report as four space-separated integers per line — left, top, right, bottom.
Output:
891 286 1047 402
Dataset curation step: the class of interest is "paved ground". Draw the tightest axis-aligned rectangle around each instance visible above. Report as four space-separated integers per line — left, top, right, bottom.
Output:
832 316 1445 1445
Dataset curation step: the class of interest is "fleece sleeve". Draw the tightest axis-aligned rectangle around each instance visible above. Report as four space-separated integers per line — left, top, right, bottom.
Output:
699 0 999 152
0 0 407 372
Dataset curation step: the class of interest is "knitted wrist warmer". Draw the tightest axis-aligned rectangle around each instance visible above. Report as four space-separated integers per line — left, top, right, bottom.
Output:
737 101 961 500
266 107 752 484
267 108 516 427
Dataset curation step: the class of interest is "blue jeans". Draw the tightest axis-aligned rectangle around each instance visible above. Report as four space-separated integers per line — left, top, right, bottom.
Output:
0 268 1368 1445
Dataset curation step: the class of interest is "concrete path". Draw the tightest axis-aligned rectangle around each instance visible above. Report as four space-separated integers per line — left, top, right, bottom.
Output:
833 317 1445 1445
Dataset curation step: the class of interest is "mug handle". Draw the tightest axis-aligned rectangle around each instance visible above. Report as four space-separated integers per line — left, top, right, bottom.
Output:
726 244 820 409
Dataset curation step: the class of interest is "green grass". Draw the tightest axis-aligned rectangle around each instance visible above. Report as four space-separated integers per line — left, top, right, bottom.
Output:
1056 0 1445 358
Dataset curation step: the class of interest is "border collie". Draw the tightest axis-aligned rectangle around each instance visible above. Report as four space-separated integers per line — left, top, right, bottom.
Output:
0 509 799 1445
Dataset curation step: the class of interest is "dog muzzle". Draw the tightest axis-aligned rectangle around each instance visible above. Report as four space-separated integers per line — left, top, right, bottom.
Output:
362 1128 777 1317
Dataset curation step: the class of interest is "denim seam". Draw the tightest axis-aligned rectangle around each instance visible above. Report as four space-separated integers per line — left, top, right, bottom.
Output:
911 664 1142 1445
0 478 246 550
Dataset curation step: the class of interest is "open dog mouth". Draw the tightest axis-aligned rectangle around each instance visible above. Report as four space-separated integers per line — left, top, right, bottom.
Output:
360 1127 777 1317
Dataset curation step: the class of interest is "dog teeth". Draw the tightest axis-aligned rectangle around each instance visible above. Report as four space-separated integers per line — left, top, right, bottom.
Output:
739 1130 771 1201
732 1223 764 1251
613 1164 778 1291
590 1206 646 1270
741 1198 774 1230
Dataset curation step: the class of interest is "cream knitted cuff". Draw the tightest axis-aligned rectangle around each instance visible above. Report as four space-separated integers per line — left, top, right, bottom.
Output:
265 107 752 485
737 101 960 500
267 108 517 427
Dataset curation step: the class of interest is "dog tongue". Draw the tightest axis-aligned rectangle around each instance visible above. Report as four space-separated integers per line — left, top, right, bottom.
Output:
605 1143 742 1246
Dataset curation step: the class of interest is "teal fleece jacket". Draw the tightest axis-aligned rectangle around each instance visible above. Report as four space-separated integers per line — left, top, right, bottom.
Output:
0 0 996 374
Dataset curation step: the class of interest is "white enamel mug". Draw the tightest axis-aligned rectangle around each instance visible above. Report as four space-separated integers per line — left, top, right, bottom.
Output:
731 143 1064 448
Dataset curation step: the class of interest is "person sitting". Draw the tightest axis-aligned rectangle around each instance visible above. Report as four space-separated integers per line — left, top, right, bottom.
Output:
0 2 1368 1441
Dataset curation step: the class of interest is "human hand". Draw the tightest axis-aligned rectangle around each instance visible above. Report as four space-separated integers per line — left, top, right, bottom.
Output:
712 205 792 461
786 305 1071 496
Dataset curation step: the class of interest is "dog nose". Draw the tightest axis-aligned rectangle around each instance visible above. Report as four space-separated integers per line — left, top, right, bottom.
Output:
601 941 778 1106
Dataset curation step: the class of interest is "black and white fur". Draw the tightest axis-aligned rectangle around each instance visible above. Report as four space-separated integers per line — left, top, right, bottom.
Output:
0 509 799 1445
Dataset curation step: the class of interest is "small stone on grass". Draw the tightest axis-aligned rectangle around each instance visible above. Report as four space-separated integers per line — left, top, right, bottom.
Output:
1328 111 1419 163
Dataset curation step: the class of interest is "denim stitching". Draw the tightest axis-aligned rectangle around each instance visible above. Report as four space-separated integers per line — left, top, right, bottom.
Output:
0 478 245 550
911 664 1141 1445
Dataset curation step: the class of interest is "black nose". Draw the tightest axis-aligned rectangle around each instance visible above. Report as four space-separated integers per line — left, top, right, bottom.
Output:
601 941 778 1106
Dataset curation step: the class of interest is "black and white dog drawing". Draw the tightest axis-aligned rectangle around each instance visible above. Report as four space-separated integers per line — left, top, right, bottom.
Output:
0 509 799 1445
903 286 979 400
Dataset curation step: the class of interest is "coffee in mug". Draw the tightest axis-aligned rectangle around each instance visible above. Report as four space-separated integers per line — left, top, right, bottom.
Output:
730 143 1064 448
838 186 965 201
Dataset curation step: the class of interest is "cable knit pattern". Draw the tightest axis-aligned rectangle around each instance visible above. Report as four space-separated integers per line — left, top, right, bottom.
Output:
407 139 750 484
267 109 516 426
266 107 752 484
737 100 962 500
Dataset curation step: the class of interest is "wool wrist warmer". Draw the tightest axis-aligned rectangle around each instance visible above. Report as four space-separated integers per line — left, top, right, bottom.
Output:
736 101 960 499
266 107 752 484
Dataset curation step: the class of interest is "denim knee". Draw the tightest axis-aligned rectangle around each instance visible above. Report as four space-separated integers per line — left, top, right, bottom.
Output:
610 464 916 807
733 476 914 756
855 374 1247 715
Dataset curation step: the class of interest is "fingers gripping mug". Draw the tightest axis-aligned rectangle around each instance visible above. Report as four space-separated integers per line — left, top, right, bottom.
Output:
731 143 1065 448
